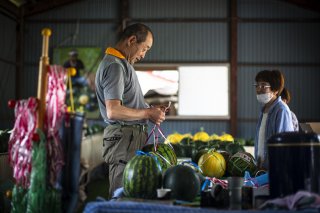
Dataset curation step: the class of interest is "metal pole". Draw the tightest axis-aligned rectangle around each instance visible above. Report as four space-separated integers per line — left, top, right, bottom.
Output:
37 28 51 130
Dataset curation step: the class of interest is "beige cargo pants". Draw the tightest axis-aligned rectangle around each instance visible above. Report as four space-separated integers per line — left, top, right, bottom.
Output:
102 124 148 199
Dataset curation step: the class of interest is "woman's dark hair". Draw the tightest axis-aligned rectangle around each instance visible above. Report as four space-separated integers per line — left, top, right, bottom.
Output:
280 87 291 103
118 23 153 43
255 70 284 96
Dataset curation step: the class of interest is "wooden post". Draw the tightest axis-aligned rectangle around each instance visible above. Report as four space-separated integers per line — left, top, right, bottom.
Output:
230 0 238 136
37 28 51 130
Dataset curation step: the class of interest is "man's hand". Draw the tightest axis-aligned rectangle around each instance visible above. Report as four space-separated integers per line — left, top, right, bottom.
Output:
105 99 166 125
148 107 166 125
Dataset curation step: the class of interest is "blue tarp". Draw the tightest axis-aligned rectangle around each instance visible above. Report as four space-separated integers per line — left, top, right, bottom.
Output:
84 200 304 213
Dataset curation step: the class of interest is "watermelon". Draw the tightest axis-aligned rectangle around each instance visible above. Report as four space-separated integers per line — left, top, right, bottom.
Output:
218 150 231 163
163 165 200 201
179 161 206 189
218 150 231 177
208 140 220 149
142 143 177 171
180 137 193 146
225 143 245 156
234 138 246 146
123 155 162 199
216 141 229 151
192 148 209 164
171 143 198 159
171 144 186 157
227 151 257 177
193 140 209 150
182 145 198 160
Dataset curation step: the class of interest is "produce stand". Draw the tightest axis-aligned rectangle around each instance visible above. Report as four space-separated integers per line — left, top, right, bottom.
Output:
83 129 268 213
83 129 320 213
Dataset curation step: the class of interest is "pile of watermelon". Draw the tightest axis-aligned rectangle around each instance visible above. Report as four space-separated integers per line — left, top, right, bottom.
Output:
166 128 244 160
165 128 258 179
121 128 257 201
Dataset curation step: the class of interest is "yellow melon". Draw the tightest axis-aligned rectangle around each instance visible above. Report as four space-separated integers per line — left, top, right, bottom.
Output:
165 132 183 144
78 94 89 105
193 128 210 142
220 133 234 142
198 151 226 178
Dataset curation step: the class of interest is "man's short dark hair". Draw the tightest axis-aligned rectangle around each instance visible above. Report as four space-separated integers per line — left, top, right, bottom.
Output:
119 23 153 43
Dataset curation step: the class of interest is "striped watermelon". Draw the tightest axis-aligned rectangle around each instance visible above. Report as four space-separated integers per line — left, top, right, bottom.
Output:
227 151 257 177
142 143 177 171
122 155 162 199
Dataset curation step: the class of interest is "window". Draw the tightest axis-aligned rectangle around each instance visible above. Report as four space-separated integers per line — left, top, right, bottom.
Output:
136 64 229 119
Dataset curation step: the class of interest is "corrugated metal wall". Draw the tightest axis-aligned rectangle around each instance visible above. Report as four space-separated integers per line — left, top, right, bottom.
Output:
129 0 229 62
238 0 320 18
28 0 118 19
0 13 16 129
238 23 320 63
130 0 227 18
237 0 320 138
3 0 319 138
138 22 229 62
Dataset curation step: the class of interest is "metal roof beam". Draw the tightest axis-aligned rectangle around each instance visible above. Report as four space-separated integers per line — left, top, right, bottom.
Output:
23 0 79 17
0 0 19 20
281 0 320 13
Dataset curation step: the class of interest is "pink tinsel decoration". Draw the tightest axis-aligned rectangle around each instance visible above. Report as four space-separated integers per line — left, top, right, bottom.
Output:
45 65 67 186
8 97 38 187
8 65 67 188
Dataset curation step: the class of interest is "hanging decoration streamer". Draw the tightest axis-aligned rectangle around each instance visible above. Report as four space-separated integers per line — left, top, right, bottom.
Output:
8 97 38 187
45 65 66 186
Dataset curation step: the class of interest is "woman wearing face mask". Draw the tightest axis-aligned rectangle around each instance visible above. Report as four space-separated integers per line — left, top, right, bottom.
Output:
254 70 294 170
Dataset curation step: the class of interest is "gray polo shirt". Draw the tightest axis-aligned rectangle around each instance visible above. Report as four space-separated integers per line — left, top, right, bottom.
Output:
95 54 148 125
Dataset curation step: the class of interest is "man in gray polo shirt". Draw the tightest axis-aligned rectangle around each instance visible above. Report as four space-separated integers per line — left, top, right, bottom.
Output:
95 23 166 198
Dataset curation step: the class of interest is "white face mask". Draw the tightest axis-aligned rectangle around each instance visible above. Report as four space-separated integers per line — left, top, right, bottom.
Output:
257 93 273 104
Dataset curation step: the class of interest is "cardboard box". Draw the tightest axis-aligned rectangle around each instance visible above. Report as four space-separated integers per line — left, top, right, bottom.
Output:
307 122 320 134
300 122 320 134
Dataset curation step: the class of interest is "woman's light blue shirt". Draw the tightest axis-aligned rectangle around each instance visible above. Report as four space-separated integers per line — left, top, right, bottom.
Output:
255 96 294 169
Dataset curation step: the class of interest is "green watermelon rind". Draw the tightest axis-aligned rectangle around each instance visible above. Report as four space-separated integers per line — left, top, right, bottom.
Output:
142 143 177 171
123 155 162 199
227 152 257 177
